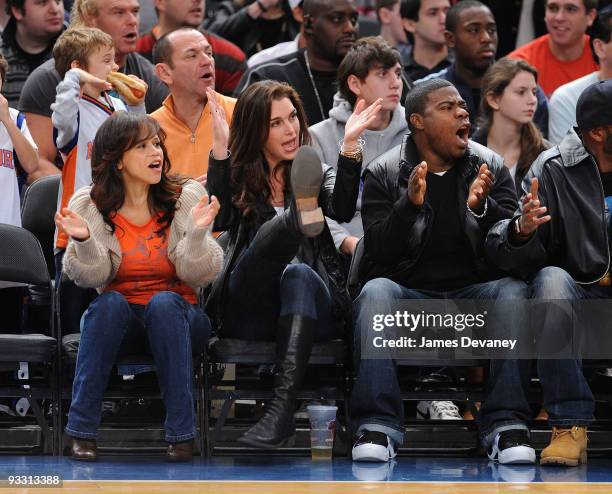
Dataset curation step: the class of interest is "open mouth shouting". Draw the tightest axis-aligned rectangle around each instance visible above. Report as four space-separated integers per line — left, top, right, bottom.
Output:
148 159 162 171
455 122 470 147
123 31 138 45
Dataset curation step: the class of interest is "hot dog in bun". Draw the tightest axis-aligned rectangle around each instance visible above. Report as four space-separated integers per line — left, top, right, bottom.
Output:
106 72 147 106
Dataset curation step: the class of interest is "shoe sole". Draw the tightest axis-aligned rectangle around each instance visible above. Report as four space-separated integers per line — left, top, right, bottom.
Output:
290 146 324 237
236 434 295 449
489 445 536 465
541 451 587 467
352 443 395 462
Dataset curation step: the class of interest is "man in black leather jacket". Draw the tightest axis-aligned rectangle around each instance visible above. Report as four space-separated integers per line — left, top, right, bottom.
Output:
350 79 531 463
482 80 612 466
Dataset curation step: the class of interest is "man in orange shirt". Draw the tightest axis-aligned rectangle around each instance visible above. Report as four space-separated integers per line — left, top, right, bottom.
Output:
151 27 236 183
508 0 599 97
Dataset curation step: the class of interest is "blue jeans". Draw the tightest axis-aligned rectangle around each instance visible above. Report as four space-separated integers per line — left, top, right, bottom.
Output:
350 276 527 447
478 266 598 448
221 221 336 341
65 291 211 443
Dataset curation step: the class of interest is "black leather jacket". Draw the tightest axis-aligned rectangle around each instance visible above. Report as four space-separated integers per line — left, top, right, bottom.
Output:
359 134 518 285
486 129 610 284
206 153 361 331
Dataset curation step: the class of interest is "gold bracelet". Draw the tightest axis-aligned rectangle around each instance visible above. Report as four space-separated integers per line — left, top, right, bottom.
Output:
339 138 364 160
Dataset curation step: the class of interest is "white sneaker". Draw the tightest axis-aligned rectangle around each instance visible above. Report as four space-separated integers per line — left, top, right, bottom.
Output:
352 431 397 462
488 429 536 465
416 400 462 420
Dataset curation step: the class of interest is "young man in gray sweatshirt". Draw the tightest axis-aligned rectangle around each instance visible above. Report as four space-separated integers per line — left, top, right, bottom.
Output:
309 36 407 257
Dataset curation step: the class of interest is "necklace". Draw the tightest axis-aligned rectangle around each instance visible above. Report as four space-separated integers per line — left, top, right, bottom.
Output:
303 50 326 122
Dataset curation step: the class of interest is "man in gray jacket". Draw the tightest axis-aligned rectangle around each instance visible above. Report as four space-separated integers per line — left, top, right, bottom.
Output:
309 36 407 256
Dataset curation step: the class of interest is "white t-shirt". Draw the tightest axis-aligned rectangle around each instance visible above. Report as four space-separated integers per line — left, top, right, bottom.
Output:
507 163 517 182
247 36 300 68
548 72 600 144
0 108 37 227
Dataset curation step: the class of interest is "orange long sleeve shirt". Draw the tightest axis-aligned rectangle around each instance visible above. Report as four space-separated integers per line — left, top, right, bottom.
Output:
151 92 236 178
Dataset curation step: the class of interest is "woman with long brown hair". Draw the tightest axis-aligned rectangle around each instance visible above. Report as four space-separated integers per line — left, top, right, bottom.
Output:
207 80 381 448
474 58 549 196
55 112 223 462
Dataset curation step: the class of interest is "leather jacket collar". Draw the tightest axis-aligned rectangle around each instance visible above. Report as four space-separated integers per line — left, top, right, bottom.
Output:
556 128 590 168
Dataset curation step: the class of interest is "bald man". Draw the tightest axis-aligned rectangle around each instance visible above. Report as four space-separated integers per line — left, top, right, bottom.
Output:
235 0 359 125
152 27 235 180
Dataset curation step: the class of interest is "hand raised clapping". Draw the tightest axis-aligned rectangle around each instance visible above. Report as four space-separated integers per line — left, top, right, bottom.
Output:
343 98 383 148
191 194 220 230
467 163 495 212
518 177 551 237
55 208 90 241
407 161 427 207
206 87 230 160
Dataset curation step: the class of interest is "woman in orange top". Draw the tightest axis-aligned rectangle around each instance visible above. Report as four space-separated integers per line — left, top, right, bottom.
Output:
55 112 223 462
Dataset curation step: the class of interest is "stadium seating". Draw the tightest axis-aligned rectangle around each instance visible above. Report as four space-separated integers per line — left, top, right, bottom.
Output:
0 225 58 454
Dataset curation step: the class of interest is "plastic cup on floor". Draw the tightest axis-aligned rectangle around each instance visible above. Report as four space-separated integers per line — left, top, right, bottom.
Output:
307 405 337 460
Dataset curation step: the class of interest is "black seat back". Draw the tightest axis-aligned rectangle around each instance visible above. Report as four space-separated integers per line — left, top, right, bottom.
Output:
21 175 60 279
347 237 364 299
0 224 50 286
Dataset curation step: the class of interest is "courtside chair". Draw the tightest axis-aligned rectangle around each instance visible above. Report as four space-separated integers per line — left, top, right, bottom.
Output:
0 224 58 454
203 231 352 457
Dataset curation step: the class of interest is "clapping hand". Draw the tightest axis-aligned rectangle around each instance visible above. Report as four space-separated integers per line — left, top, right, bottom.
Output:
191 194 220 230
467 163 494 212
343 98 383 149
407 161 427 207
55 208 90 241
517 177 551 237
0 94 11 124
206 88 229 160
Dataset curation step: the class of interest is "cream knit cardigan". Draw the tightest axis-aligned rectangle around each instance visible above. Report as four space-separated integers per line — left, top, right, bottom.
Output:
62 179 224 293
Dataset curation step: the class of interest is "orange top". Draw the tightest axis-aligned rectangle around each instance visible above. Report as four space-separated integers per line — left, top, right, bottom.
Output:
150 92 236 179
105 213 197 305
507 34 598 97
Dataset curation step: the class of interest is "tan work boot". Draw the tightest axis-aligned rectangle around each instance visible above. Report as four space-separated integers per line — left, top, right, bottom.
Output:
540 426 587 466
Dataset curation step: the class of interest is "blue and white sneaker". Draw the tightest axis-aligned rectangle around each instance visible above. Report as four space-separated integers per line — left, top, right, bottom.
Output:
352 431 397 462
488 429 536 465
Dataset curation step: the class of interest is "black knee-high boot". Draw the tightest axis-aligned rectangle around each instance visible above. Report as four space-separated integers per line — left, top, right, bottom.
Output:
238 314 316 448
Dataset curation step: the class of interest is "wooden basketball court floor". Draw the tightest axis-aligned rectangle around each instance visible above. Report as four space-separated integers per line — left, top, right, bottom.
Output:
2 456 612 493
